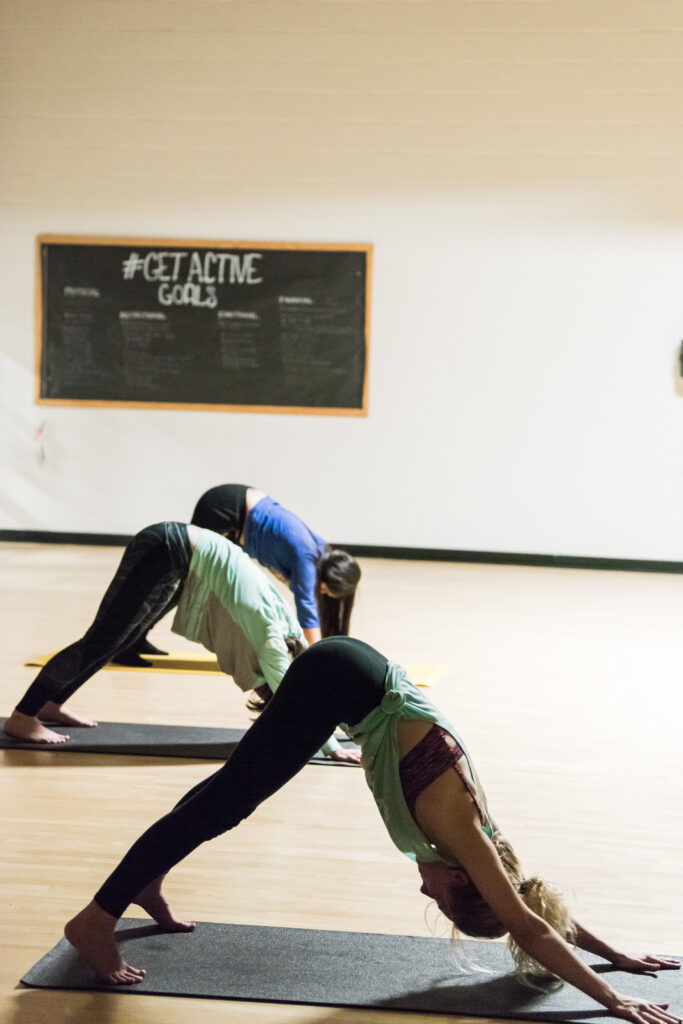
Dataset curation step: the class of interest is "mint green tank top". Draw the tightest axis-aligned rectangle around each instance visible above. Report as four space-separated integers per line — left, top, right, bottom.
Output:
345 662 496 865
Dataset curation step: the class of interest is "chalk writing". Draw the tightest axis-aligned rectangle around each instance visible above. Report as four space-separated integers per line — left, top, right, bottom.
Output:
64 286 100 297
158 282 217 308
121 250 263 308
119 311 166 321
218 310 259 321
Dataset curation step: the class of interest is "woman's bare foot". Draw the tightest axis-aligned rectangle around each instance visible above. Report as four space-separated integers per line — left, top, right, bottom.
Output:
64 901 146 985
38 701 98 727
3 709 69 744
134 878 196 933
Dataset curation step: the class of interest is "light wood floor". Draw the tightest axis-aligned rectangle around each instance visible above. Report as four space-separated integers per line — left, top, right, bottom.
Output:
1 541 681 1024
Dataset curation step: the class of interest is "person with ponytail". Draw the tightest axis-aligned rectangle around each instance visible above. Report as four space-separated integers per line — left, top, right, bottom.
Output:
63 637 679 1023
189 483 361 644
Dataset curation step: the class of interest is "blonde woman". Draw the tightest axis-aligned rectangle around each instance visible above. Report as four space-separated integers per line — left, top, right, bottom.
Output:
64 638 680 1023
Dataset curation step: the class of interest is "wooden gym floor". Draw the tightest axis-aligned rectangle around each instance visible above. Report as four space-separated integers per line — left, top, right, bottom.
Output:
0 540 681 1024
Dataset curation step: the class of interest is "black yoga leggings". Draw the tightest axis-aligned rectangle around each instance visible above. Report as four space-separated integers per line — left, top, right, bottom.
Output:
94 637 388 918
15 522 192 717
190 484 250 545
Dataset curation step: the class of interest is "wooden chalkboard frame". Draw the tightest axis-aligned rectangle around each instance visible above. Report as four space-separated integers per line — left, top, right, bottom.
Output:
35 235 372 416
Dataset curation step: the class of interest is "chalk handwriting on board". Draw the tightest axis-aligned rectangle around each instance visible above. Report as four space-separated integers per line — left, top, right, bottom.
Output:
120 250 264 308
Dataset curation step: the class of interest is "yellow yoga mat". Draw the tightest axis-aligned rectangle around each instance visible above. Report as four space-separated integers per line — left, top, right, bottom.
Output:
25 651 444 687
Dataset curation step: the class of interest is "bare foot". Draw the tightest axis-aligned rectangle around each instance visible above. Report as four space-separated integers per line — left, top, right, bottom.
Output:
38 701 98 728
4 709 70 744
134 878 196 933
64 901 146 985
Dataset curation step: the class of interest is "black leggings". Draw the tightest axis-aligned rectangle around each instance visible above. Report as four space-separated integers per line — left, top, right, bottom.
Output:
16 522 192 717
94 637 388 917
190 484 250 544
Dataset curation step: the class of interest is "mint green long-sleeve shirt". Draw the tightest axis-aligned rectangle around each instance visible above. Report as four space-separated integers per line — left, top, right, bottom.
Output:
171 528 341 756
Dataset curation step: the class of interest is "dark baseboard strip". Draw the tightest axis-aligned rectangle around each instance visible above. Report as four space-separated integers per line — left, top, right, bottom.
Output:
1 530 681 575
0 530 133 547
338 544 683 575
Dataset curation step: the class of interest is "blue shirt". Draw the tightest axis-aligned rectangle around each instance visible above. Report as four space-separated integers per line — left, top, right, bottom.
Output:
243 496 327 630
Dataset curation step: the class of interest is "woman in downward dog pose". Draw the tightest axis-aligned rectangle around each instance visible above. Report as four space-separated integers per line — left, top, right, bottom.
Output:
116 484 360 662
190 483 361 644
64 637 680 1023
4 523 357 762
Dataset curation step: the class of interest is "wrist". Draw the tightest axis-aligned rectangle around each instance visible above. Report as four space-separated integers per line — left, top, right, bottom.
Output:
601 987 624 1012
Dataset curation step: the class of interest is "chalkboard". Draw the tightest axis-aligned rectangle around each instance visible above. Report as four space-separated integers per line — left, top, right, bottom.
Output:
36 236 371 414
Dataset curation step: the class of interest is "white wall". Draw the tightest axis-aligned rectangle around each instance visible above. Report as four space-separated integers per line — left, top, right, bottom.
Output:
2 1 682 560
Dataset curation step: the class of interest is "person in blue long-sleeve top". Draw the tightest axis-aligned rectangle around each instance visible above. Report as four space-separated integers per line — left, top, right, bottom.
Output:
190 484 361 646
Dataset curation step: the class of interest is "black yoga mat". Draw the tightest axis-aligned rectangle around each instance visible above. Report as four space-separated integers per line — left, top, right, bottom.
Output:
21 919 682 1019
0 720 359 766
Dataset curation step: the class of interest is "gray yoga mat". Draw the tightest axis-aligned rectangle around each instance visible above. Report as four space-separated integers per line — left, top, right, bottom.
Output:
0 720 359 765
21 919 681 1019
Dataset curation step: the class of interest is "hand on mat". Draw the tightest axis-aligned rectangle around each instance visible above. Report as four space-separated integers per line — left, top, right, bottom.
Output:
611 953 681 976
330 748 362 763
608 994 682 1024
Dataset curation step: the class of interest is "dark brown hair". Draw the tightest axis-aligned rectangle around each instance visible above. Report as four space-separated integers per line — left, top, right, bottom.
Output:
246 635 306 712
316 548 361 637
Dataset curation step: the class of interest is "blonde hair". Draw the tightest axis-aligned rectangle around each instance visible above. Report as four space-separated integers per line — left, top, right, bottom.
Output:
443 833 575 981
